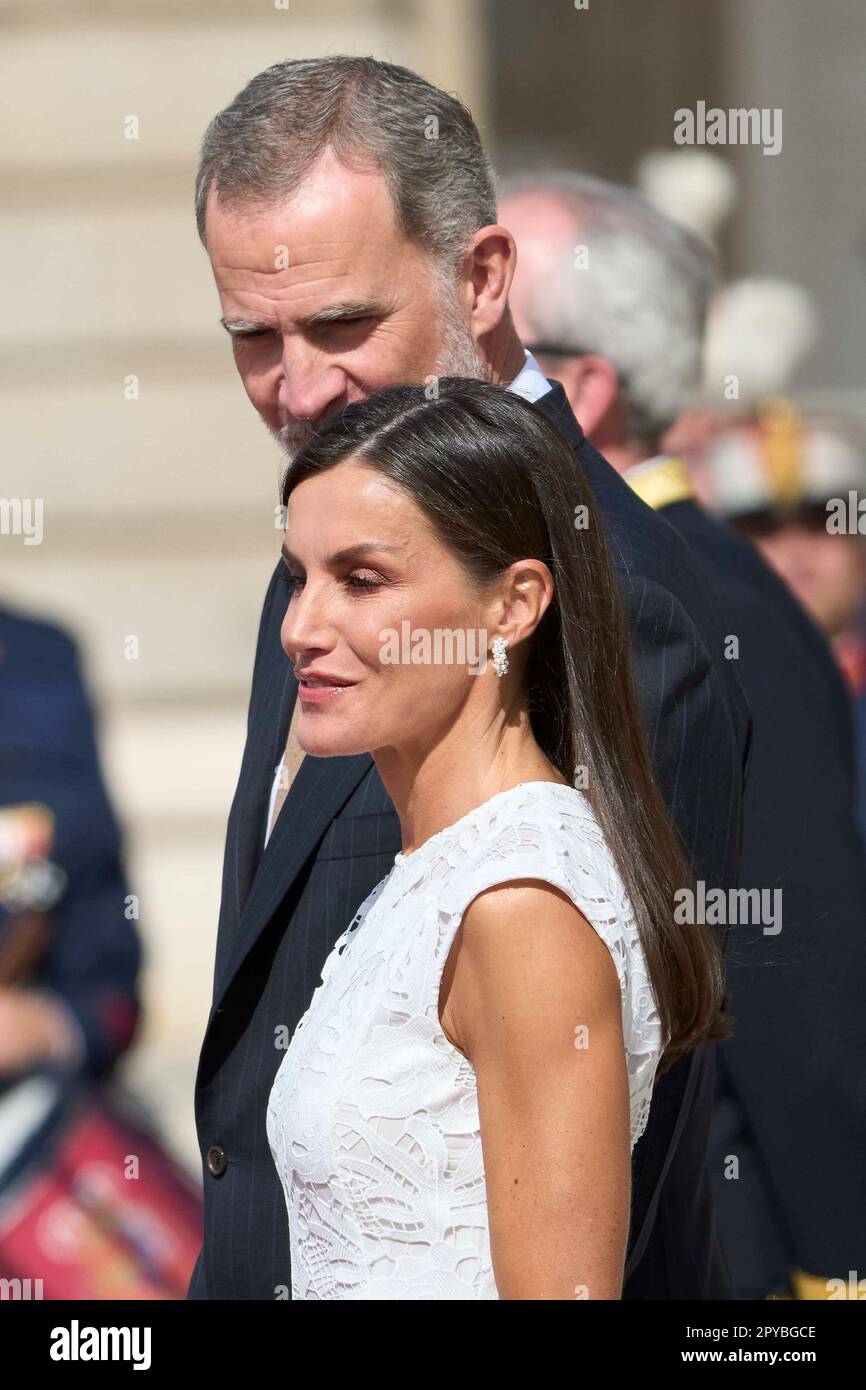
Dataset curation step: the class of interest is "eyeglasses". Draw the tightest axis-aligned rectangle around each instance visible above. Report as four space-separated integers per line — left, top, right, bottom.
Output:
525 342 632 395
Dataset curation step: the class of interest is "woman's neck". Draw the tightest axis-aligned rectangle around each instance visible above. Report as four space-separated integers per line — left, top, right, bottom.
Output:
373 712 567 858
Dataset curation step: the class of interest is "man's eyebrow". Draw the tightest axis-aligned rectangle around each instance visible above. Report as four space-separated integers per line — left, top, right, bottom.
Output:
280 541 400 567
220 316 272 336
295 301 379 329
221 303 380 337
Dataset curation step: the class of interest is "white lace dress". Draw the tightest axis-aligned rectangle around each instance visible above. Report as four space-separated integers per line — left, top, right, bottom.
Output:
266 780 665 1300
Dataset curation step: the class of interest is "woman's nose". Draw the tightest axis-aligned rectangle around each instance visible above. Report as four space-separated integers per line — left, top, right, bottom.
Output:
279 580 334 660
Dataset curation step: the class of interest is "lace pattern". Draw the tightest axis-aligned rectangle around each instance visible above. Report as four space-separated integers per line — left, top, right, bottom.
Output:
266 781 665 1300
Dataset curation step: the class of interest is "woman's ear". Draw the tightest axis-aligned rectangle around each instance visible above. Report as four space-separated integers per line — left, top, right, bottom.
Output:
489 559 555 647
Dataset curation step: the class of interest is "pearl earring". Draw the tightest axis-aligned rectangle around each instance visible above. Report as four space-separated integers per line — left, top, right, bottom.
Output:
491 636 509 677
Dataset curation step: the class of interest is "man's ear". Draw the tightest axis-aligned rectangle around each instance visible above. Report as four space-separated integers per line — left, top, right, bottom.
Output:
463 225 518 338
552 354 621 439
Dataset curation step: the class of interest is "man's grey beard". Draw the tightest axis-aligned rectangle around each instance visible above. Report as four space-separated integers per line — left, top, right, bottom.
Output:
273 289 488 462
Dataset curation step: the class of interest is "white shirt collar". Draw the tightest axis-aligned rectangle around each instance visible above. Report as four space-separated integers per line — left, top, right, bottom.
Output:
507 348 553 404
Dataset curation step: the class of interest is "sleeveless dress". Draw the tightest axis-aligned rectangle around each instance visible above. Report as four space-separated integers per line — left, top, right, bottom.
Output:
266 780 665 1300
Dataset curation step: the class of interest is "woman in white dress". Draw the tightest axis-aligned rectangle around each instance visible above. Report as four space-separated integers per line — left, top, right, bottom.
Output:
266 378 730 1300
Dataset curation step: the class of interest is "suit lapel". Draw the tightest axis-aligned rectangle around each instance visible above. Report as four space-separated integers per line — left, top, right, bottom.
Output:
227 578 295 917
215 740 373 999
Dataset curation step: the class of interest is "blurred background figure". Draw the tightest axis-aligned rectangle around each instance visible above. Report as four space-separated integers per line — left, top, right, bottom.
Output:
635 147 739 246
0 605 201 1299
700 406 866 844
664 276 820 487
498 168 866 1299
0 606 140 1079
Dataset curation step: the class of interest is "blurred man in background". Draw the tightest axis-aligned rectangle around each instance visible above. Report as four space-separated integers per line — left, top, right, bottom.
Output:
0 605 179 1298
0 608 203 1300
701 408 866 844
499 168 866 1299
0 605 141 1081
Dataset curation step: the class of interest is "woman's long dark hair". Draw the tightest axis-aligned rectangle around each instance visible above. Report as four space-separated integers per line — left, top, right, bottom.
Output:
281 378 731 1071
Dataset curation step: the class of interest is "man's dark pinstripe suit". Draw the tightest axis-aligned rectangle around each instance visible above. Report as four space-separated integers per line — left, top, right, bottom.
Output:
188 382 751 1299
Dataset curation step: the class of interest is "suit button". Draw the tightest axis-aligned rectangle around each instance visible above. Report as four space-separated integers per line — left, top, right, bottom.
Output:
206 1145 227 1177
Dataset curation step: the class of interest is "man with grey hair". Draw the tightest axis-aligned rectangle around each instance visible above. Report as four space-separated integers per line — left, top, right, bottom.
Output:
189 57 749 1301
499 168 866 1299
500 169 714 468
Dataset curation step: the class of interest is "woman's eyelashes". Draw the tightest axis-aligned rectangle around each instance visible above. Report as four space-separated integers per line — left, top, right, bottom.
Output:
345 572 384 592
279 567 386 595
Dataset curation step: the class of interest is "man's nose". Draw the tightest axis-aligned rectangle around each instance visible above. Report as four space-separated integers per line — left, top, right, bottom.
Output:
277 344 345 425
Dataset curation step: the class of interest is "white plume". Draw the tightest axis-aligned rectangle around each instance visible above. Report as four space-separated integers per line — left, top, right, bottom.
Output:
635 149 738 244
703 278 820 405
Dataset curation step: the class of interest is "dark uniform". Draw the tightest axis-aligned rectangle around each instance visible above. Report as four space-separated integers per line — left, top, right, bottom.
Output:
0 606 141 1080
628 455 866 1300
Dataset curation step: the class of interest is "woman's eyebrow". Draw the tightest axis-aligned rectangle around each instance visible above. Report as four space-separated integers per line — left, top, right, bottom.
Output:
280 541 400 567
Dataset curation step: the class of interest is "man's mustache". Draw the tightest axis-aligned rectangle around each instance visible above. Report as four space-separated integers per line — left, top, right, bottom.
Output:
274 417 318 458
273 398 356 458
